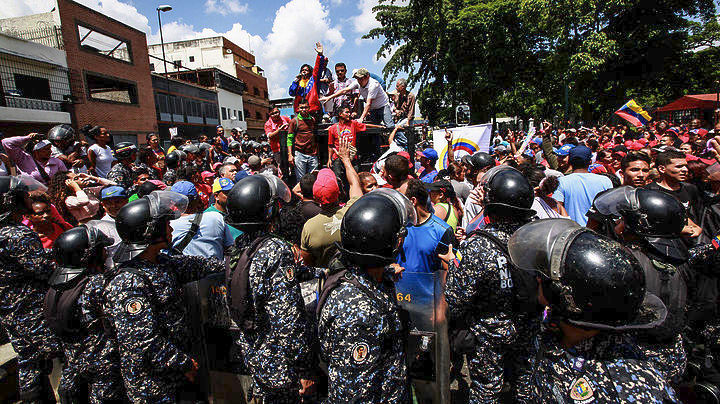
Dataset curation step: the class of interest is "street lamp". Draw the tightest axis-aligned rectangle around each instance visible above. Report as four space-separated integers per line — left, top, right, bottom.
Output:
157 5 173 131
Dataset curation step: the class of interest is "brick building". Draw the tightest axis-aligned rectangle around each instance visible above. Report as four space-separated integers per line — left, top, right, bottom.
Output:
57 0 156 144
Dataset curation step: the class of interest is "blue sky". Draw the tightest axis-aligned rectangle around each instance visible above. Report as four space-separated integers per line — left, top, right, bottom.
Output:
3 0 397 99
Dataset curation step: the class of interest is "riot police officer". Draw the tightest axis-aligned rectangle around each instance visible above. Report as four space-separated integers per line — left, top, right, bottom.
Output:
225 173 316 403
317 188 415 403
107 142 138 190
104 191 224 403
0 175 61 402
507 218 679 403
45 222 125 403
444 165 540 403
48 124 83 170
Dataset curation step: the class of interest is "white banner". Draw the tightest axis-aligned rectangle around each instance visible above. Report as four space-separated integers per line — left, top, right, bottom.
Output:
432 123 493 170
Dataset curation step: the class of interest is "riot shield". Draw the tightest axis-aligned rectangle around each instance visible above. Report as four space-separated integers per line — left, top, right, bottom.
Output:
395 271 450 404
184 272 250 403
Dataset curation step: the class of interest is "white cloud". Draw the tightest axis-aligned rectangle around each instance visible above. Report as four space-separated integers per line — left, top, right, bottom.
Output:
352 0 381 36
205 0 249 16
329 0 343 5
0 0 54 19
76 0 151 33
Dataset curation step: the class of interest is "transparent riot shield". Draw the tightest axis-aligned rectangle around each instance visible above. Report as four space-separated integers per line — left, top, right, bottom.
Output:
184 272 250 403
394 271 450 404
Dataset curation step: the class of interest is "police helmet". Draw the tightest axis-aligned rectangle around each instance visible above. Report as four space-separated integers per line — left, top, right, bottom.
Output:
182 144 200 155
337 189 416 268
229 141 241 150
114 142 137 160
480 165 535 219
508 218 667 330
226 174 291 233
0 175 46 224
50 223 114 288
470 152 495 170
114 191 188 262
198 142 212 152
165 150 181 169
592 186 688 260
47 124 75 142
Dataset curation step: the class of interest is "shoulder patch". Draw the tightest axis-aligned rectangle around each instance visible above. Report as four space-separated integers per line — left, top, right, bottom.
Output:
351 342 370 364
286 266 295 282
125 299 144 316
569 377 594 403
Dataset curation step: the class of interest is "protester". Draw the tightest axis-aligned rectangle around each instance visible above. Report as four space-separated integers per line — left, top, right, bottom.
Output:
87 126 115 178
287 101 319 179
3 133 67 185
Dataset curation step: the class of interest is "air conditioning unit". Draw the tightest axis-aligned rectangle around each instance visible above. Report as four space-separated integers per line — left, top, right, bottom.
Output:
225 48 232 54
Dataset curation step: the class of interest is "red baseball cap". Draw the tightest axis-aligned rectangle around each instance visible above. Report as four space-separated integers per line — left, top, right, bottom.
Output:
313 168 340 205
397 151 413 168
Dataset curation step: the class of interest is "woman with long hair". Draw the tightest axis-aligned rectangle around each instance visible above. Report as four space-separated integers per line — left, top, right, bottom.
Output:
427 179 464 232
48 171 117 225
86 126 115 178
23 192 73 249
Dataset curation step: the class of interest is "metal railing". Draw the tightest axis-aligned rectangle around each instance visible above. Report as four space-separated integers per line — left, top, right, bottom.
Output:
1 26 64 50
0 51 72 111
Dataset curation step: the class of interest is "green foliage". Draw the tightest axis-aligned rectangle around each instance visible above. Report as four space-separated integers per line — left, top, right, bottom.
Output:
367 0 720 125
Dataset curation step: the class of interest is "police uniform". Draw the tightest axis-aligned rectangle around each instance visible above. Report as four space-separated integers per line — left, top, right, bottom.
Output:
163 168 178 186
107 163 135 191
526 330 679 403
0 225 61 399
59 274 125 403
318 266 410 403
445 222 540 403
230 231 316 403
104 253 224 403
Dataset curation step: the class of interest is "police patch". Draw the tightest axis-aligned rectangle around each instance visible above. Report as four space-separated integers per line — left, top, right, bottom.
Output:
286 267 295 282
569 377 594 402
125 299 144 315
351 342 369 364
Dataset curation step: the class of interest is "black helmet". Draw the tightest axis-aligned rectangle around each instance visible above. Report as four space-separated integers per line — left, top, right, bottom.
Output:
508 218 667 330
114 191 188 262
226 174 291 233
50 223 114 289
198 142 212 152
470 152 495 170
481 165 535 219
165 150 181 169
0 175 46 224
229 141 241 151
182 144 200 155
591 186 688 261
114 142 137 160
337 189 416 268
47 124 75 142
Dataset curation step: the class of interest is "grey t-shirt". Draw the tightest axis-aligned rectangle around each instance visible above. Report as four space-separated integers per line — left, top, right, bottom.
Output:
171 211 234 259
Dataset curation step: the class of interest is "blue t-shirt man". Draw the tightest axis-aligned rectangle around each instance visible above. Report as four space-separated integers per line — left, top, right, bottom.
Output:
418 148 439 183
397 214 454 273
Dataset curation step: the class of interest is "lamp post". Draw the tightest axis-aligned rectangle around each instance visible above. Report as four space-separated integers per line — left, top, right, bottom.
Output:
156 5 173 132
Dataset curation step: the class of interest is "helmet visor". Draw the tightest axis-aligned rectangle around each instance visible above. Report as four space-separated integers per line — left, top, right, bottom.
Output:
260 173 291 203
591 186 639 217
507 218 583 279
146 190 188 220
84 220 118 248
369 188 417 226
14 174 48 193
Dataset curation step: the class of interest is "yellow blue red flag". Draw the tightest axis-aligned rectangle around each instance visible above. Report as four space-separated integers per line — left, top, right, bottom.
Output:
615 100 652 127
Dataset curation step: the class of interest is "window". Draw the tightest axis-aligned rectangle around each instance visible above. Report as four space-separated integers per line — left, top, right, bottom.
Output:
149 63 155 71
77 24 132 63
85 72 138 104
204 103 218 119
263 90 268 99
13 74 51 100
189 56 195 62
255 111 262 120
173 60 182 69
243 109 249 120
253 87 260 96
233 110 239 119
221 107 227 120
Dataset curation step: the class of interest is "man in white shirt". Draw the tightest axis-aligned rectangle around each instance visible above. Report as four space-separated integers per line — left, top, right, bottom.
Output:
321 67 394 129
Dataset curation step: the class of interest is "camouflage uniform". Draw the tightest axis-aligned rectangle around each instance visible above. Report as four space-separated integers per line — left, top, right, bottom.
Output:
318 266 410 404
162 168 178 186
229 231 316 403
526 330 679 403
58 274 125 403
445 221 540 403
0 225 61 398
107 163 135 191
104 253 224 403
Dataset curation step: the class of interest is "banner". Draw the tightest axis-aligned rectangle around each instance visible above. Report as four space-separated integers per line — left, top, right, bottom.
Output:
432 123 492 170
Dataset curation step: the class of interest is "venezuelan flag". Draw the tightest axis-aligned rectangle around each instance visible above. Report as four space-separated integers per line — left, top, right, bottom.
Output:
615 100 652 127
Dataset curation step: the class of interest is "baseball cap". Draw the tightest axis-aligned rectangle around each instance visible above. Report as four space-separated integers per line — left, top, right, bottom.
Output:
248 155 261 167
556 144 575 156
212 177 234 193
216 125 224 129
352 67 370 78
224 156 240 165
420 148 438 161
397 151 413 168
212 162 222 171
313 168 340 205
171 180 198 198
182 144 200 154
568 145 592 163
425 179 456 199
588 163 607 174
100 186 127 200
201 171 215 181
33 140 52 151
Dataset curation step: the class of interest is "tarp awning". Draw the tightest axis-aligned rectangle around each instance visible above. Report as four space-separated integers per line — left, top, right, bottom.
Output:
656 93 719 112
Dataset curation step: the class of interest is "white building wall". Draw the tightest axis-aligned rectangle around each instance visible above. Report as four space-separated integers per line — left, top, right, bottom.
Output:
217 89 246 134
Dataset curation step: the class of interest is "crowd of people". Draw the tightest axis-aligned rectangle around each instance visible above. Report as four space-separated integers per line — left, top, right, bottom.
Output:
2 42 720 404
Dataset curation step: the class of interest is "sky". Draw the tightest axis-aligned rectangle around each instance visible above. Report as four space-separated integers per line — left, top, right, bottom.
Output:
2 0 398 99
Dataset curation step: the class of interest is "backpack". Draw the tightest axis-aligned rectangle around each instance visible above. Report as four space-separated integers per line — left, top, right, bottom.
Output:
225 235 272 332
631 248 689 342
43 276 91 340
467 229 540 314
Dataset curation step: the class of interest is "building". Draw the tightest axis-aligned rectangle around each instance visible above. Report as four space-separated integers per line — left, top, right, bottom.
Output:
152 73 220 140
0 31 72 137
270 97 295 119
162 68 246 139
656 93 719 125
147 36 270 137
0 0 157 144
